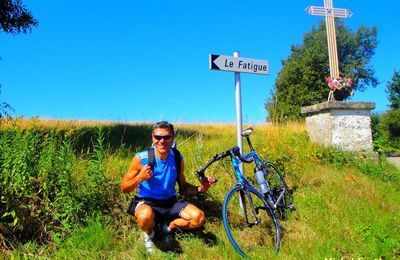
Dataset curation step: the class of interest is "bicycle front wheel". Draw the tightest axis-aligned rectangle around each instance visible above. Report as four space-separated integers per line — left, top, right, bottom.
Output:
222 185 281 257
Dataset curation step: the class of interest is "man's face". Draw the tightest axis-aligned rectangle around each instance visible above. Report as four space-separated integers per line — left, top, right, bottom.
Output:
152 128 174 154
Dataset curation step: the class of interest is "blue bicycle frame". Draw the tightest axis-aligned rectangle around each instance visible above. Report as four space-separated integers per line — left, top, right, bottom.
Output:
240 150 286 210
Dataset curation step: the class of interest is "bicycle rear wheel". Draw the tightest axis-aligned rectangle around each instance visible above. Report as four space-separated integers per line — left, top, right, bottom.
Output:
222 185 281 257
264 162 295 219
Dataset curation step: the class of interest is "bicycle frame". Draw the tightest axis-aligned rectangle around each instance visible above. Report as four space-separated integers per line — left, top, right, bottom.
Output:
242 132 263 167
229 150 284 211
204 143 286 211
195 128 293 212
229 152 247 184
241 139 288 210
242 150 263 167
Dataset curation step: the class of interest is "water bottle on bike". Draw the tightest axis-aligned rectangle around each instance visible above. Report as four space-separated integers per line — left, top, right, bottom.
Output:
255 166 270 194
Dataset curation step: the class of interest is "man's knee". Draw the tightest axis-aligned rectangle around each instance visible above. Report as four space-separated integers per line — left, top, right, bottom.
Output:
191 209 205 227
135 205 155 228
181 204 206 228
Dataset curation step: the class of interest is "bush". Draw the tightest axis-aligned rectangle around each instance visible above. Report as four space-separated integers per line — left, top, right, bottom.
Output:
0 126 114 246
382 110 400 140
370 114 381 140
374 110 400 154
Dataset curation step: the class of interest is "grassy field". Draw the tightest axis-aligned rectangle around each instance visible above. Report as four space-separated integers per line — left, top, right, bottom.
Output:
0 118 399 259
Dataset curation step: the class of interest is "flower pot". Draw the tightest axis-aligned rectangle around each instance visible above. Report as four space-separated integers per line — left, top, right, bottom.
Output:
333 89 351 101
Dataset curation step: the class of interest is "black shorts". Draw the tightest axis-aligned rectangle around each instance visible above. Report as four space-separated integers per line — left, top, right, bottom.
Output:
127 196 189 222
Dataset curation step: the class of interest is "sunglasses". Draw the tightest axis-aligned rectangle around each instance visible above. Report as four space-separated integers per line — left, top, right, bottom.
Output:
153 135 173 141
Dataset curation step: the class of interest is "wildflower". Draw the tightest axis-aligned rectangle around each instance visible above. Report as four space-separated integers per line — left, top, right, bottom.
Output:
326 77 353 92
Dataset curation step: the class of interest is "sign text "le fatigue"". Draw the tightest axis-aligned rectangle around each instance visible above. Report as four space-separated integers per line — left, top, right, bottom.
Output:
209 54 269 75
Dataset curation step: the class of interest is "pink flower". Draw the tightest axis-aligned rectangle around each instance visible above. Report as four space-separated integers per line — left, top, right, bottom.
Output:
347 77 353 87
327 76 353 91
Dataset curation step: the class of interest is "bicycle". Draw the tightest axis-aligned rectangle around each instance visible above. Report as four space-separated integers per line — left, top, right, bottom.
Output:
195 127 294 257
241 127 295 218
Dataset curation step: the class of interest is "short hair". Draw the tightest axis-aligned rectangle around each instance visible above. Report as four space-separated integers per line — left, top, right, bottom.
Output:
152 121 175 135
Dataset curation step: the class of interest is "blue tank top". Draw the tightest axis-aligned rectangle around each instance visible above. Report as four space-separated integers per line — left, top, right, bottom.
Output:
136 149 179 199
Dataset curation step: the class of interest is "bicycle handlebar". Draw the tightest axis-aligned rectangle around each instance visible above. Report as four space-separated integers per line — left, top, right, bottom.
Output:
195 146 253 183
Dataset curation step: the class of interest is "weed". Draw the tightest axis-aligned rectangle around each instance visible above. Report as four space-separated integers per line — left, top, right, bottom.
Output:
53 215 113 259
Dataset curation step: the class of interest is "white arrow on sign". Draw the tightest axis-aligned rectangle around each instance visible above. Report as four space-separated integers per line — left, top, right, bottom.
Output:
209 54 269 75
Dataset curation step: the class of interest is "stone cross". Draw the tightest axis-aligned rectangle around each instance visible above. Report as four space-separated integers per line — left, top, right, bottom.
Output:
305 0 353 80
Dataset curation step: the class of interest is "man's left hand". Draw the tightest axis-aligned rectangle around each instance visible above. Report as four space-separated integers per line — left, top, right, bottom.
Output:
198 177 217 193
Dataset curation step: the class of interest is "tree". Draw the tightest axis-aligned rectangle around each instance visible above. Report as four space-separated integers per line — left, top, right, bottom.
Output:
386 70 400 110
0 0 38 34
266 20 378 122
0 85 15 118
0 0 38 118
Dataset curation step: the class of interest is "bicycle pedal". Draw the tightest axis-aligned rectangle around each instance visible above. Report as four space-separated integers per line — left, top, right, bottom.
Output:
288 204 296 212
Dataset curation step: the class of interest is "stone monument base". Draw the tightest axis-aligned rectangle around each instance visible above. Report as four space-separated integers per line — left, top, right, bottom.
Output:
301 101 375 151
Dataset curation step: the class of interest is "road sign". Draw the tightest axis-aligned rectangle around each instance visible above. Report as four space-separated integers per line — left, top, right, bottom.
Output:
305 6 353 18
209 54 269 75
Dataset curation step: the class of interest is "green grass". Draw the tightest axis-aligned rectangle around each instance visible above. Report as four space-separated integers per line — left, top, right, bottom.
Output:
1 120 399 259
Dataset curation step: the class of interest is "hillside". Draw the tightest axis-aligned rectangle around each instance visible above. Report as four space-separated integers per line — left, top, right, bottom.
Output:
0 118 399 259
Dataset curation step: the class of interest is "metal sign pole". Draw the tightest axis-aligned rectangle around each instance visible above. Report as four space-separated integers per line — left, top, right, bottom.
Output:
209 51 269 174
233 51 244 173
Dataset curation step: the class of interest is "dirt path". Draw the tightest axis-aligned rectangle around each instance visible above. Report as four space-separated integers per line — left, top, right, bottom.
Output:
386 157 400 169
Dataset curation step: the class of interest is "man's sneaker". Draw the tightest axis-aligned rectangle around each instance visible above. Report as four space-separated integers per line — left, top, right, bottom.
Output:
158 221 174 245
143 231 155 253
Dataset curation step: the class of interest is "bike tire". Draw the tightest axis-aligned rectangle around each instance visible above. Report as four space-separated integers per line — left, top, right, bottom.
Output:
222 185 281 257
264 162 295 219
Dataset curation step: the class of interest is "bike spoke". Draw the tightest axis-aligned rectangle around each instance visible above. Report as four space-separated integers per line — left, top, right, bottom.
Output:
223 187 281 257
265 163 294 219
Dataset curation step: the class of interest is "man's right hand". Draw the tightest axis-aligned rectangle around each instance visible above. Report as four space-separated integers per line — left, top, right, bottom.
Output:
138 165 153 181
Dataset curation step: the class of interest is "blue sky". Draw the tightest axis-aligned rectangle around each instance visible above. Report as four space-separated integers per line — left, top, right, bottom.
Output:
1 0 399 124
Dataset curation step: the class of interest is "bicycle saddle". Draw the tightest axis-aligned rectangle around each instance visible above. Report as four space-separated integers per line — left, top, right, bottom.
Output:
241 127 253 137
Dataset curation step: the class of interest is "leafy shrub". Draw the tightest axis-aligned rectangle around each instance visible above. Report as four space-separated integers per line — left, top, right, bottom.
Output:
315 146 355 167
0 128 77 244
374 110 400 154
0 126 115 246
357 160 400 183
370 114 381 140
382 110 400 140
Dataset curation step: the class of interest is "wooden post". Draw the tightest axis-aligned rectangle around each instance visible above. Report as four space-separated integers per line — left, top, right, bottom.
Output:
305 0 353 100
